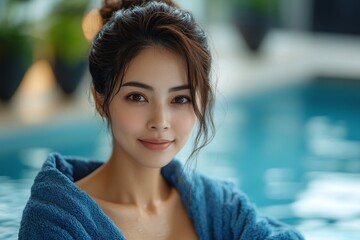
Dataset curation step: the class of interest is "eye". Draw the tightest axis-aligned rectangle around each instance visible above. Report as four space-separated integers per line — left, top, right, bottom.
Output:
172 96 192 104
126 93 147 102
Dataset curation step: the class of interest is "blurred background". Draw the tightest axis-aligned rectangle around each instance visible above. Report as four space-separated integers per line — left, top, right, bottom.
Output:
1 0 360 239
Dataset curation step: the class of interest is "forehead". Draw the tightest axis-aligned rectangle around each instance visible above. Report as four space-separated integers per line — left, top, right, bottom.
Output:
122 46 188 87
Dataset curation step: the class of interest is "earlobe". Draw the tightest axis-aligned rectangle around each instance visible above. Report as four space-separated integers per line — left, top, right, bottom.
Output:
92 87 105 117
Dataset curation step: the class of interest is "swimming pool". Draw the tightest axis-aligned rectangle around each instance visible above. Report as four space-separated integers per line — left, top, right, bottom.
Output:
1 77 359 239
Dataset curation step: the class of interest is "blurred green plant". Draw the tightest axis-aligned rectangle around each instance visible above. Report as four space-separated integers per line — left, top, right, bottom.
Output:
47 0 90 65
0 0 34 64
0 0 35 101
46 0 91 95
232 0 280 16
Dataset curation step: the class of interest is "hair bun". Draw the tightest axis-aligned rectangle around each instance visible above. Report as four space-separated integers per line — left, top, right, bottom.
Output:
99 0 121 24
100 0 177 24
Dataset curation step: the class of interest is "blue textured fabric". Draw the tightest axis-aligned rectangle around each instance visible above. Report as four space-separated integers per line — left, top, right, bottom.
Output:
19 152 303 239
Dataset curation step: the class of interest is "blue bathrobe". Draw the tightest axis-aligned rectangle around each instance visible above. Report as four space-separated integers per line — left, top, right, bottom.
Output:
19 152 303 239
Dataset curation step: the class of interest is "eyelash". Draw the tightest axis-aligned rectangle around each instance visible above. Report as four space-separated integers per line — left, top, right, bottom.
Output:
171 96 192 105
125 93 192 105
126 93 147 102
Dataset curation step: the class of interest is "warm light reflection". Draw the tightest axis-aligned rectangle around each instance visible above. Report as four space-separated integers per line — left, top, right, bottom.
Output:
82 9 103 42
12 60 59 124
17 60 56 96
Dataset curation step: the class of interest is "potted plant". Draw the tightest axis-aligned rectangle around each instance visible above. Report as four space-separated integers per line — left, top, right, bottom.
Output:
232 0 279 53
47 0 90 96
0 0 35 102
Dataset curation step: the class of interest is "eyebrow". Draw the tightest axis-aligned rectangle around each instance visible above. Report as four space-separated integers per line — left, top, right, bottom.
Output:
121 81 191 92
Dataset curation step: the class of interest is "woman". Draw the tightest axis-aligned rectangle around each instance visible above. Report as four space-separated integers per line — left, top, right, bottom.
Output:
19 0 303 239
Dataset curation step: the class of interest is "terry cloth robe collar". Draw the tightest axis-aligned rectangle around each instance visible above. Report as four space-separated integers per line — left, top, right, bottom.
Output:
19 152 304 240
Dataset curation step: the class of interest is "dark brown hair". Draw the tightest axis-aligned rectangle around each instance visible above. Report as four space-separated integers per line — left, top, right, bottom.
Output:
89 0 215 162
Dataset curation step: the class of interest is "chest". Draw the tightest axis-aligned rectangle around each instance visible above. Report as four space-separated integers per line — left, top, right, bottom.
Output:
98 199 198 240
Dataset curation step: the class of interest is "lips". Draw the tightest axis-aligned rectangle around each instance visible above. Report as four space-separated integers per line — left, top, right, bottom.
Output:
138 139 174 151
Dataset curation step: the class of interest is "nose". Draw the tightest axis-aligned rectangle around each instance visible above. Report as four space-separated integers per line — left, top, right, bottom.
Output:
147 103 170 131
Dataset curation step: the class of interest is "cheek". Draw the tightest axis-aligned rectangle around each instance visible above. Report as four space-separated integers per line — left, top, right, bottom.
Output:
173 110 197 137
109 107 144 134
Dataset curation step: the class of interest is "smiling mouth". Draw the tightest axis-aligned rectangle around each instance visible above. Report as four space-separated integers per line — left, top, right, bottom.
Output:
138 139 174 151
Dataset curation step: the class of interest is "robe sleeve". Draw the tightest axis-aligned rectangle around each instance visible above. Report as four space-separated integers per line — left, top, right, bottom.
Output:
192 174 304 240
225 182 304 240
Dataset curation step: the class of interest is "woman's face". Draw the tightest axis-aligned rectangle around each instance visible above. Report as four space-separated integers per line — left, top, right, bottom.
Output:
106 46 196 168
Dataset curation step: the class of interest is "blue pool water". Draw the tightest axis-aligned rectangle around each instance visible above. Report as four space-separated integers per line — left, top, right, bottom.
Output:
0 77 359 239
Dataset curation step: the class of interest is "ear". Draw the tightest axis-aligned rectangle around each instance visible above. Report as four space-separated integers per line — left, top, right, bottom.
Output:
92 86 105 117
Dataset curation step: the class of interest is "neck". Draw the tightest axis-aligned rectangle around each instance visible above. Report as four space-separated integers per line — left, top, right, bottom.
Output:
100 149 171 208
